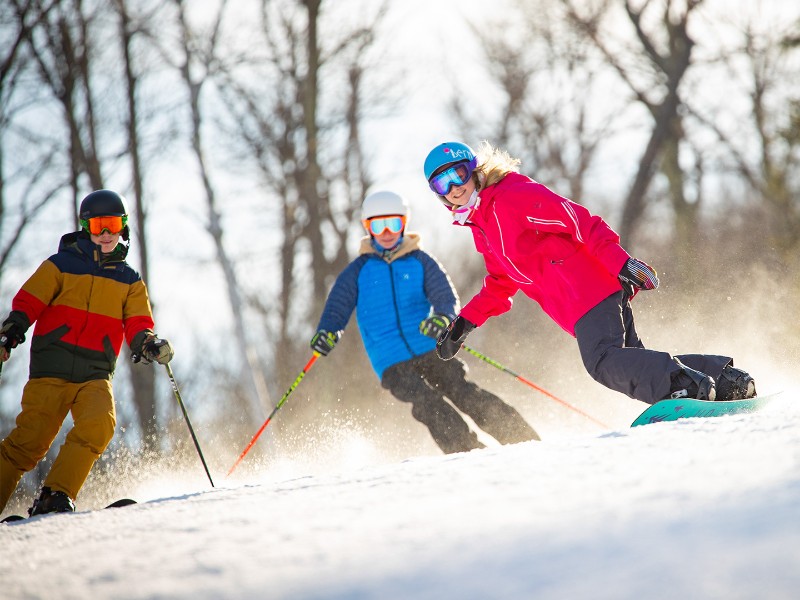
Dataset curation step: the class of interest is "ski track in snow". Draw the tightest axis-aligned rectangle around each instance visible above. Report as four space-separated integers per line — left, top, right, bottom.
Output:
2 393 799 600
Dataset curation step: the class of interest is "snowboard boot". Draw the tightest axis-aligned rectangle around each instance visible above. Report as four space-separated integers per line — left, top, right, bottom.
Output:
716 364 756 401
669 360 716 401
28 486 75 517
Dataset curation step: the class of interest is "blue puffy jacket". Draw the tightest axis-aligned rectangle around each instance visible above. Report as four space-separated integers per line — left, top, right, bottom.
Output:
316 233 459 379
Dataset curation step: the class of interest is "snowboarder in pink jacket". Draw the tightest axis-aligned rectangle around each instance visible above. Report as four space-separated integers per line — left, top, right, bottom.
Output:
423 141 756 405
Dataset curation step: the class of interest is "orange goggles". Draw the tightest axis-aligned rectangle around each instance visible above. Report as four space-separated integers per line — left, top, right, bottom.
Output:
82 215 127 235
363 215 406 236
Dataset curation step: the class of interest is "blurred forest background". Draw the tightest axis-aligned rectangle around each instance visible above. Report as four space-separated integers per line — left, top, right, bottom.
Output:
1 0 799 508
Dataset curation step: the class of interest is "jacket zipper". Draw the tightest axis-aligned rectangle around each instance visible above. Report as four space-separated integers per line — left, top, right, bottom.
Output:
388 261 415 357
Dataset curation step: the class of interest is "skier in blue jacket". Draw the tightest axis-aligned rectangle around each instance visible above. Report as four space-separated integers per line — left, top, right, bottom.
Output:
311 190 539 454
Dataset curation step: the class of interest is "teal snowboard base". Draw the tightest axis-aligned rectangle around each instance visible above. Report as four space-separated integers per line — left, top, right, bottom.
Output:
631 391 783 427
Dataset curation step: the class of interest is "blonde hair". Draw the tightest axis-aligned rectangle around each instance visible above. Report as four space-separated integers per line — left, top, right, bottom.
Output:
474 141 521 189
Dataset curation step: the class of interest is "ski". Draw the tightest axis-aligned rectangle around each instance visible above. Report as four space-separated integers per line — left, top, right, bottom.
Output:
105 498 137 508
1 498 137 523
631 391 783 427
1 514 25 523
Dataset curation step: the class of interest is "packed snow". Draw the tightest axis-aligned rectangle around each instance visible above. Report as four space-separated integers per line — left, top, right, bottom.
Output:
2 390 799 599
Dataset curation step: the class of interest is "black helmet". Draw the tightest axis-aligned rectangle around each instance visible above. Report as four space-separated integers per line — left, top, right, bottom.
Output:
79 189 128 219
79 190 130 241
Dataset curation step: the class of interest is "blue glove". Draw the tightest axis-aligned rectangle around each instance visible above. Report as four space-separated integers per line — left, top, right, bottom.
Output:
419 314 451 339
436 315 476 360
618 258 659 297
310 329 341 357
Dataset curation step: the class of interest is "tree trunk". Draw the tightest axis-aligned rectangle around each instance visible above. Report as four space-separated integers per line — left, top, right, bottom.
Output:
117 0 159 451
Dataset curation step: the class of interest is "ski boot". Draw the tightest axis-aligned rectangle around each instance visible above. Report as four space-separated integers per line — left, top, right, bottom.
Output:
669 359 716 401
716 364 756 401
28 487 75 517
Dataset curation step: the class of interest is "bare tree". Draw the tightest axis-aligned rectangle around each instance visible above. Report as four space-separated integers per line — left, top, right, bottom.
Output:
214 0 390 386
112 0 161 448
0 1 73 288
694 16 800 261
454 0 616 204
160 0 272 426
563 0 704 256
22 0 108 208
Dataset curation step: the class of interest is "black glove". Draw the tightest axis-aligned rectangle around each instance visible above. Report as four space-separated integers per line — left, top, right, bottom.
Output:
436 315 476 360
419 314 451 340
0 317 27 362
141 334 174 365
618 258 659 297
310 329 341 357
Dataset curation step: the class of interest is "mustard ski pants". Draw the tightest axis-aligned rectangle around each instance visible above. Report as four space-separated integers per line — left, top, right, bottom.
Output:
0 377 116 513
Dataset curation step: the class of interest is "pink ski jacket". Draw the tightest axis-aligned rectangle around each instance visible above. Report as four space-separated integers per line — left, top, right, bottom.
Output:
457 172 631 336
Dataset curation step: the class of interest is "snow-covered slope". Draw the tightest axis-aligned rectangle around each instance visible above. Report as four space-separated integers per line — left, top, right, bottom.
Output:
3 393 799 600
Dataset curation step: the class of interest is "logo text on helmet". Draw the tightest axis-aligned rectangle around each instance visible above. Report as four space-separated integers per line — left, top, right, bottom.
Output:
444 148 471 160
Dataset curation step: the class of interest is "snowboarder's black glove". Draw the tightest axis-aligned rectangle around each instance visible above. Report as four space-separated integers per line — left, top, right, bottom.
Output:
310 329 341 357
141 334 174 365
436 315 476 360
419 314 451 340
618 258 659 297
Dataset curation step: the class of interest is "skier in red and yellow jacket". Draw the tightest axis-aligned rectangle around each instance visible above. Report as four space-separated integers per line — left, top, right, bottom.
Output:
0 190 173 518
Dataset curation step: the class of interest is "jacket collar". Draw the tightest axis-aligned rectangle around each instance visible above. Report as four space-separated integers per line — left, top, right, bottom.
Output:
359 232 421 263
59 231 129 267
459 172 525 227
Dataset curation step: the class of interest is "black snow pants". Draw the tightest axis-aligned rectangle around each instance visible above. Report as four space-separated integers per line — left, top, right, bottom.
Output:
381 351 539 454
574 291 732 405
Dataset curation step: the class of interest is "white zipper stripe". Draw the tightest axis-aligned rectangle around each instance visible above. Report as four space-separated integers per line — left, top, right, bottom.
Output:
526 217 565 227
561 201 584 243
492 209 534 285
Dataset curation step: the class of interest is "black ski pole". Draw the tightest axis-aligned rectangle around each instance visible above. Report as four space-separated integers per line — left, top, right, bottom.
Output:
164 363 215 488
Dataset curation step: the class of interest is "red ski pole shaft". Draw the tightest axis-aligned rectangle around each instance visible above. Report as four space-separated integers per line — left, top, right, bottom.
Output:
461 344 610 429
227 353 320 477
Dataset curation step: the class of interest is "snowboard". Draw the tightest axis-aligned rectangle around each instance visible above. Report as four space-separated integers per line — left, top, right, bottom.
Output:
1 498 137 523
631 392 783 427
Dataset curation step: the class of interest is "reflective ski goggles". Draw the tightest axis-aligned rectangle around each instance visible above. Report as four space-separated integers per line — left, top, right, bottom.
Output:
363 215 406 236
81 215 127 235
428 158 477 195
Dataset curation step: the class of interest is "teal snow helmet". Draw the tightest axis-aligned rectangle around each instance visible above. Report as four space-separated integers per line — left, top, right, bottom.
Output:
423 142 476 181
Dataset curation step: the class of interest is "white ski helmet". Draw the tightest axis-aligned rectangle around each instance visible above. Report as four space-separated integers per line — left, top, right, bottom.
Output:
361 190 409 221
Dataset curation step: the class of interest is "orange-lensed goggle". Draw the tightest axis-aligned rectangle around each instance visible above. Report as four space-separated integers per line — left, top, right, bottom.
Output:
363 215 406 236
81 215 127 235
